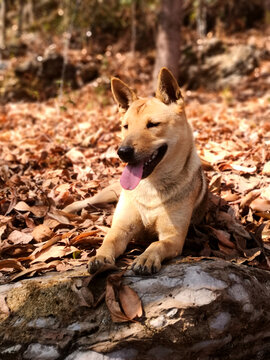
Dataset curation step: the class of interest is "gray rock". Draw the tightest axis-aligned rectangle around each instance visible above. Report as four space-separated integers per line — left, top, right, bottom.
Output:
179 41 259 90
1 260 270 359
79 62 99 84
23 344 59 360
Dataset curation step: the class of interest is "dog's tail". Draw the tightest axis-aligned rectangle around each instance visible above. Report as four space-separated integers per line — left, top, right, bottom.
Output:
63 182 121 213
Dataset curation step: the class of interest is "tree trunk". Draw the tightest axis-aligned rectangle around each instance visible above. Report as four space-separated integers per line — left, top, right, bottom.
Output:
24 0 35 27
130 0 136 55
1 259 270 359
152 0 183 91
197 0 207 38
0 0 6 50
17 0 23 38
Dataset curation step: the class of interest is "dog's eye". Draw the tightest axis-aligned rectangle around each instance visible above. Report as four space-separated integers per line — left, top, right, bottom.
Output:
147 121 161 129
123 124 128 129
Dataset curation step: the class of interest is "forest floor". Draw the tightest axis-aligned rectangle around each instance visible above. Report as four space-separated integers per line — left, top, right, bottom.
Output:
0 30 270 286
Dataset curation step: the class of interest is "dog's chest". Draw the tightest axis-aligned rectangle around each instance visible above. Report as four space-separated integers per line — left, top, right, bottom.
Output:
134 201 160 228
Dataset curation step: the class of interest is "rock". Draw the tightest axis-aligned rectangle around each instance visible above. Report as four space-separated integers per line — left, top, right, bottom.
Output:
1 41 27 59
15 59 39 78
79 62 99 84
199 37 226 58
23 343 60 360
179 41 259 90
40 53 64 79
207 44 258 77
1 260 270 359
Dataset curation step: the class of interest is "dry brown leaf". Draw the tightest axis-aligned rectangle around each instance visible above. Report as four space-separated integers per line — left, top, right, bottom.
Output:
105 272 130 323
243 248 261 262
0 295 9 316
209 174 222 193
10 261 62 281
8 230 33 245
71 279 94 307
250 197 270 212
0 225 7 240
70 230 100 245
119 285 143 319
31 245 79 264
30 205 49 218
32 224 54 242
240 190 261 208
14 201 31 212
47 211 71 225
14 202 48 217
209 228 235 249
262 161 270 176
218 211 251 239
221 190 239 202
230 164 257 174
66 148 85 163
261 187 270 202
256 212 270 220
262 222 270 242
0 259 25 271
43 218 60 230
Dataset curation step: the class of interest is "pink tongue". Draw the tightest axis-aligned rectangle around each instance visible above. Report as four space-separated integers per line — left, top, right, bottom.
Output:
120 162 144 190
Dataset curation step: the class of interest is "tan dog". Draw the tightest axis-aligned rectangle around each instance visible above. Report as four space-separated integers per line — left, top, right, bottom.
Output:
88 67 207 275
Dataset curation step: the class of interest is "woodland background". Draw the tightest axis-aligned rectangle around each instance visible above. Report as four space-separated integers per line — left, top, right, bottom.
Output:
0 0 269 284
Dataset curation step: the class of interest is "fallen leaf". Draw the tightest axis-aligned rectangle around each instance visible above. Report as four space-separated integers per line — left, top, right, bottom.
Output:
230 164 257 174
10 261 62 281
209 227 235 249
262 223 270 242
105 272 131 323
262 161 270 176
14 201 31 212
31 245 79 264
66 148 85 163
250 197 270 212
32 224 54 243
119 285 143 319
0 259 25 271
14 201 48 217
261 187 270 202
0 225 7 240
240 190 261 209
106 280 129 323
0 295 9 316
8 230 33 245
71 279 94 307
218 211 251 239
209 174 222 193
70 230 100 245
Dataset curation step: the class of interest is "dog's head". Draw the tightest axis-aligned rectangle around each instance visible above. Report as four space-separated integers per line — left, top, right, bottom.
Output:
111 67 190 190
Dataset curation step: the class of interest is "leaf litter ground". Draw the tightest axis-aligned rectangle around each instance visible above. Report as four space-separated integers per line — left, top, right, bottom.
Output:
0 39 269 322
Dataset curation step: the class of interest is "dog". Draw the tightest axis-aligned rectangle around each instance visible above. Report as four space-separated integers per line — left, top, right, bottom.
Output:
88 67 207 275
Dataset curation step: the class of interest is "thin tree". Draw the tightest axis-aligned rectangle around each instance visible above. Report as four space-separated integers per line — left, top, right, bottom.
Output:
0 0 6 50
152 0 183 90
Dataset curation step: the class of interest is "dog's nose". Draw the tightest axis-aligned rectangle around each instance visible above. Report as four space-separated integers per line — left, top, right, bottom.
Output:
117 146 134 162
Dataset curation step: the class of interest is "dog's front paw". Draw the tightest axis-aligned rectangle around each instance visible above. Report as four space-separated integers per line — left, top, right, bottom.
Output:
131 253 161 275
88 255 115 274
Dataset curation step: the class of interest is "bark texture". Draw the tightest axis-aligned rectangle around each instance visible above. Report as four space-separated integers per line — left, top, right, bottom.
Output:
152 0 183 90
0 0 6 50
1 259 270 359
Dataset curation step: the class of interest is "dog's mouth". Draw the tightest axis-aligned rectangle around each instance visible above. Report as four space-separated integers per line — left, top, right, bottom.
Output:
120 144 168 190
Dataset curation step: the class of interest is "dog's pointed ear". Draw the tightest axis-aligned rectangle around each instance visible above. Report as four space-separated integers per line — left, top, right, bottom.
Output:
111 77 137 111
156 67 182 105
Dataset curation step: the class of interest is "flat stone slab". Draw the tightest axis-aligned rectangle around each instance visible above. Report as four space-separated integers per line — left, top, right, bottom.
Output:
1 259 270 359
